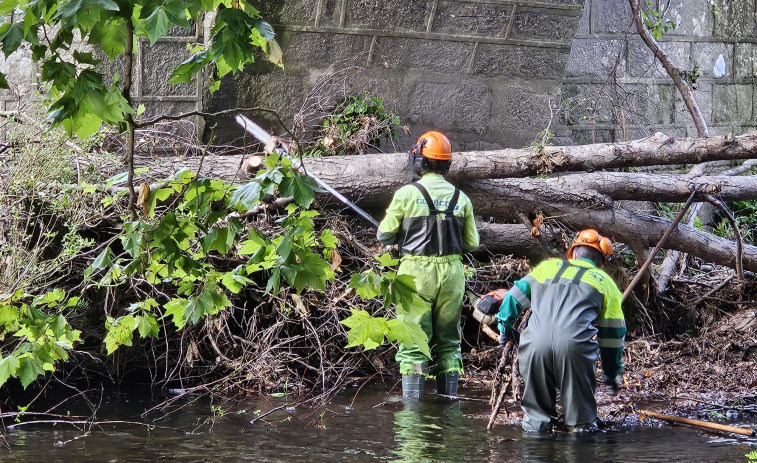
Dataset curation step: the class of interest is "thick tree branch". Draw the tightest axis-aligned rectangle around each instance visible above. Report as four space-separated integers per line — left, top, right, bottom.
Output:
629 0 709 136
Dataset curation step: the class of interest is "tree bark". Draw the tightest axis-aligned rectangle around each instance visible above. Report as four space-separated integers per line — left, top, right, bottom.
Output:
475 173 757 203
629 0 709 137
129 131 757 192
476 203 757 273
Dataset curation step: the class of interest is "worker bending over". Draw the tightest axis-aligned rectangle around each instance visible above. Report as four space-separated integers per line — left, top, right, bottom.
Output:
476 229 625 431
377 131 479 399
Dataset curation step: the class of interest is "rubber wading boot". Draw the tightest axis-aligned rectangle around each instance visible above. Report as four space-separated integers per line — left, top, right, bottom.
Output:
401 374 425 399
436 372 459 396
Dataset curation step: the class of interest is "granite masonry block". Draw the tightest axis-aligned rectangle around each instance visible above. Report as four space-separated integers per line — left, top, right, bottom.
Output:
623 84 675 125
408 80 492 130
473 43 569 80
432 1 514 37
712 84 753 123
314 0 340 28
734 43 757 79
141 41 196 97
344 0 428 32
565 39 625 77
235 72 307 119
591 0 632 34
713 0 756 40
560 83 616 125
510 8 582 43
662 0 711 37
283 32 372 71
257 0 319 26
691 42 733 80
371 38 471 75
628 40 690 78
494 84 554 133
576 0 590 36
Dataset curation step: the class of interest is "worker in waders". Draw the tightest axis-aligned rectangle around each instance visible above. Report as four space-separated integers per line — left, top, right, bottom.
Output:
377 131 480 399
475 229 626 431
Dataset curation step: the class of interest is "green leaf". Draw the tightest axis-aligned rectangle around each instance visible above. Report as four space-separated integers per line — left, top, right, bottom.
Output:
185 292 214 325
264 153 280 169
0 354 20 387
104 315 136 354
341 309 387 351
221 271 252 294
0 303 18 325
376 252 399 267
239 230 267 256
387 318 430 357
0 72 8 90
141 6 171 44
32 288 65 307
388 274 427 316
319 229 338 249
252 19 275 40
56 0 83 28
0 22 23 57
278 175 319 208
89 19 127 60
18 356 45 389
73 50 100 65
90 247 114 270
265 266 282 295
170 51 207 83
136 314 159 338
229 181 261 210
0 0 19 15
163 0 190 28
292 252 333 293
348 271 382 299
163 298 189 329
50 315 67 338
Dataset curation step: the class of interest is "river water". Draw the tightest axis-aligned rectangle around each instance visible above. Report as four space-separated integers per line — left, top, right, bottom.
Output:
2 382 755 462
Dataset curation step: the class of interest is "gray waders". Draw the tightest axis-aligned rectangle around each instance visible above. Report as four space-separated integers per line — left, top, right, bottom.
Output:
518 263 601 432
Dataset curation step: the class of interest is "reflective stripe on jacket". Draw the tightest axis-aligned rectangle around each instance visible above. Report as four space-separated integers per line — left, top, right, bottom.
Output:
497 257 626 380
376 173 479 258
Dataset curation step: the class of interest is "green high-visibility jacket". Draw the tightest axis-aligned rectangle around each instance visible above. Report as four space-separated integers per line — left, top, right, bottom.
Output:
376 173 479 257
497 257 626 380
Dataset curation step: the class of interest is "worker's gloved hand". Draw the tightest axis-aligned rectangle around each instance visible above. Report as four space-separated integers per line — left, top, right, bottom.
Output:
605 375 623 395
473 293 503 326
498 328 518 346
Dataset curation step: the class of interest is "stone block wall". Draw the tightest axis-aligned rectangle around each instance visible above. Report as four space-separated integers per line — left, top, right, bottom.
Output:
561 0 757 143
205 0 586 150
3 0 757 148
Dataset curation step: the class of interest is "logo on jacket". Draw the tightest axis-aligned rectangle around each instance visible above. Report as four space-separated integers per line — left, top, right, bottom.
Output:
416 198 461 211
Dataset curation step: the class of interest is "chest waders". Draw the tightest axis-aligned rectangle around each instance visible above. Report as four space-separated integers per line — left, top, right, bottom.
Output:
399 183 464 399
518 260 603 432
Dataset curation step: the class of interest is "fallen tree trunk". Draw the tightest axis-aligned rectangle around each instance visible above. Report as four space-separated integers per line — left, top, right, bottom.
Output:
521 173 757 202
477 209 757 272
129 132 757 194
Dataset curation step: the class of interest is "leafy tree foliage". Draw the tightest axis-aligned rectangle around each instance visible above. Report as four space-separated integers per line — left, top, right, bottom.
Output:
0 0 280 138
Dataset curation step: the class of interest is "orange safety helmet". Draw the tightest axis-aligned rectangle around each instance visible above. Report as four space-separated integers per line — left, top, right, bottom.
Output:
411 131 452 160
567 229 613 263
